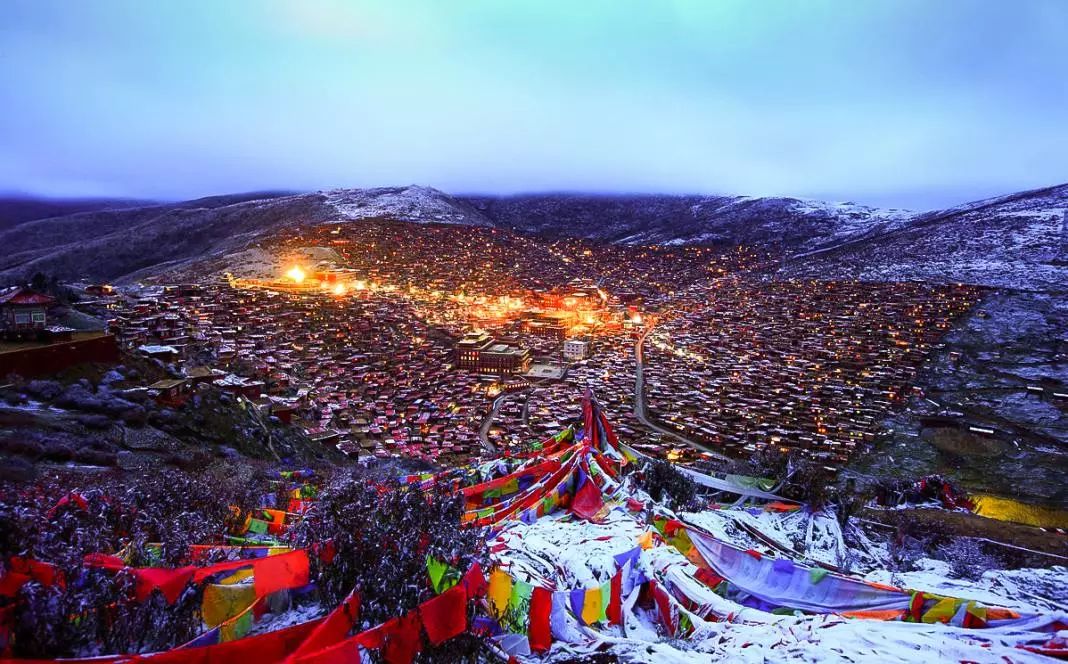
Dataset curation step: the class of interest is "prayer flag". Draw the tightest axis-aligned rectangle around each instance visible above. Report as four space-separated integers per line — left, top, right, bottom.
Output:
581 586 602 625
420 584 467 645
487 569 512 619
569 589 586 624
607 570 622 625
528 587 553 653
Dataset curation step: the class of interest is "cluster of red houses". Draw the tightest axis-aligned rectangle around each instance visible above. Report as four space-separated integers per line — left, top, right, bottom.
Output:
105 280 491 462
641 278 983 467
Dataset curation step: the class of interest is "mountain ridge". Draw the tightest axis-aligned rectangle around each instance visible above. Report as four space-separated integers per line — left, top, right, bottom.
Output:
0 182 1063 291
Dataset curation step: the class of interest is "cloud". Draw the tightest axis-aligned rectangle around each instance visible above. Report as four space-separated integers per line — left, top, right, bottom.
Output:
0 0 1065 208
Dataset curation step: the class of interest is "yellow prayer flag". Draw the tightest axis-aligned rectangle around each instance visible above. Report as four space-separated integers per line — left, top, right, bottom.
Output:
581 586 602 625
487 569 513 619
922 597 960 624
203 582 256 628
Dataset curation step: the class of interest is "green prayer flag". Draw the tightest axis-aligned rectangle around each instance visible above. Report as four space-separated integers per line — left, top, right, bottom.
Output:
506 580 534 632
426 556 458 594
427 556 447 593
598 580 611 622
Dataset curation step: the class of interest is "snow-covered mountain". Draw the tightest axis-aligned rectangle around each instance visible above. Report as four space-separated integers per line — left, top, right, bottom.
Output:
465 193 913 252
1 182 1064 291
780 183 1068 292
326 185 490 226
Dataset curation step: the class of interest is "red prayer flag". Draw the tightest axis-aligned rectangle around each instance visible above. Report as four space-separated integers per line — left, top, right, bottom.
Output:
0 571 30 599
0 612 325 664
289 638 362 664
254 550 311 597
133 566 195 604
83 553 125 570
381 611 422 664
570 479 603 521
46 492 88 519
419 584 467 646
461 562 487 598
288 592 360 660
651 581 676 637
528 586 553 653
155 616 322 664
353 621 388 650
607 570 623 625
316 540 337 565
695 568 724 590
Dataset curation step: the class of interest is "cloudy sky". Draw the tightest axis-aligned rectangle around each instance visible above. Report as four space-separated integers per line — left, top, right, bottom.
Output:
1 0 1066 209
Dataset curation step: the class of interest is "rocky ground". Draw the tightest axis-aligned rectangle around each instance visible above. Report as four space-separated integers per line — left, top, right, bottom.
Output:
848 291 1068 508
0 358 346 483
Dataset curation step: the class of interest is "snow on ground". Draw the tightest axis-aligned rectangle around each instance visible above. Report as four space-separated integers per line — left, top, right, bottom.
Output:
490 506 649 589
491 501 1068 663
861 558 1062 614
788 198 914 244
224 245 343 279
989 567 1068 610
543 613 1062 663
245 599 326 637
323 186 490 226
681 507 871 570
0 399 61 413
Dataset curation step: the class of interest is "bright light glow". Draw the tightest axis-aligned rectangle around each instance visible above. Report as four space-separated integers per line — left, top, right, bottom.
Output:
332 283 347 296
286 266 306 283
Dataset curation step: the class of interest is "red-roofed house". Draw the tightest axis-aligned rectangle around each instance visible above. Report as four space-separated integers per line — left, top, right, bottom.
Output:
0 287 56 334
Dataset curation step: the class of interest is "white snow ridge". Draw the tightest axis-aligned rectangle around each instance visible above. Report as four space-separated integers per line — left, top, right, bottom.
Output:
323 185 490 226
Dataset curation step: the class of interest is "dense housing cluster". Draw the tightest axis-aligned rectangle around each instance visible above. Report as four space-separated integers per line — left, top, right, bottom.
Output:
270 220 730 305
641 277 982 465
95 219 980 470
106 281 489 461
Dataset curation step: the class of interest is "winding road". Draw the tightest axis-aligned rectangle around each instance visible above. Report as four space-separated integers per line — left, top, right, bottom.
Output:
478 393 507 454
633 320 730 461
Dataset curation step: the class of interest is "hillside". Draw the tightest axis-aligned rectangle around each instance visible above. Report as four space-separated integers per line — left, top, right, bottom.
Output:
780 183 1068 292
0 187 486 283
327 185 491 225
0 193 332 283
1 182 1065 291
0 196 155 230
465 193 912 250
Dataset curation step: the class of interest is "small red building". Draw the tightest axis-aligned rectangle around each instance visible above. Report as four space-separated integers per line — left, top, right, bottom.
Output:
0 287 58 341
0 287 56 334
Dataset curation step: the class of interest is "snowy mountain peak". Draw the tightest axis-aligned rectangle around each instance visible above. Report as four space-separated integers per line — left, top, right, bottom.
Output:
323 185 491 226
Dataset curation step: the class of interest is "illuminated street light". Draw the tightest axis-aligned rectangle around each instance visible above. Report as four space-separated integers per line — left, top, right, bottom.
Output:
286 266 306 283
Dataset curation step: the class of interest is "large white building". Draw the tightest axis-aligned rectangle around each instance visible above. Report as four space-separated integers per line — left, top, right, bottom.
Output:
563 338 591 361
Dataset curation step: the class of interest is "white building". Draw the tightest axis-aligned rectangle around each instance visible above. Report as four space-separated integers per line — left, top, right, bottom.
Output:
563 338 591 361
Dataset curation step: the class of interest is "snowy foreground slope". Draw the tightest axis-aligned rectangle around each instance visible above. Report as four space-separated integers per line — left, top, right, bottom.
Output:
463 409 1067 664
490 490 1067 663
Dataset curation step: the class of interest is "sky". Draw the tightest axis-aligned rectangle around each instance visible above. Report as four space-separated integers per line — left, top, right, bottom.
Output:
1 0 1066 210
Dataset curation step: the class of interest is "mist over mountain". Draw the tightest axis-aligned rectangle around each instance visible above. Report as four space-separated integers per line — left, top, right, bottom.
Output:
0 196 156 231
